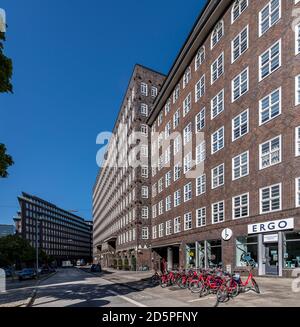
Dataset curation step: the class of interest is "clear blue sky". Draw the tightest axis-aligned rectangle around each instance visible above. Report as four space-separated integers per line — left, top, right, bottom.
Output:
0 0 206 224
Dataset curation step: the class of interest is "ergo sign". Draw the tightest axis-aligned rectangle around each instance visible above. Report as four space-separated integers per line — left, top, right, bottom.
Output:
248 218 294 235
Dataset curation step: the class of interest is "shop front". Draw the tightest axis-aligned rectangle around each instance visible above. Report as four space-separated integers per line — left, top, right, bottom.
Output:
152 244 180 271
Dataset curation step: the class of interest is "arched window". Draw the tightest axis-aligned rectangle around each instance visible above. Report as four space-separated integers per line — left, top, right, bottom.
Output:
195 46 205 71
183 67 191 88
211 20 224 49
232 0 248 23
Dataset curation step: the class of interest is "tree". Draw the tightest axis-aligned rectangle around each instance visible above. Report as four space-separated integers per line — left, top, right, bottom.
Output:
0 29 14 177
0 143 14 177
0 235 35 268
0 31 13 93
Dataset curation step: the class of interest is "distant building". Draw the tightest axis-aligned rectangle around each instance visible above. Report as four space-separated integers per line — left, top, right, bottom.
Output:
17 192 93 265
0 224 15 238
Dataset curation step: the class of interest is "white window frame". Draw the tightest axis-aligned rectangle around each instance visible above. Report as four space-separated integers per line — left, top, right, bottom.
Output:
174 189 181 207
231 25 249 63
212 201 225 224
259 39 281 81
196 141 206 165
211 20 224 49
183 93 192 116
232 151 249 180
211 126 224 154
232 109 249 141
259 135 282 170
195 74 205 102
259 0 281 37
295 75 300 106
211 52 224 84
296 126 300 157
231 0 248 23
183 67 192 88
166 220 172 236
184 152 192 174
296 23 300 55
196 207 206 227
211 89 224 119
296 177 300 208
259 87 281 125
184 182 192 202
232 67 249 102
174 217 181 233
260 183 282 214
142 227 149 240
184 212 192 231
195 107 206 132
141 82 148 96
232 193 249 219
196 174 206 196
195 46 205 71
211 163 225 189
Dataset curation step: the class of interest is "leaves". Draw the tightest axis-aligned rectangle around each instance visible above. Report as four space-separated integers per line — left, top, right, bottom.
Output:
0 31 13 93
0 143 14 177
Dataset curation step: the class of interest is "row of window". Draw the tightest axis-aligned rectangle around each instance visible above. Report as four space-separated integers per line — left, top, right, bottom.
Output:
152 179 300 239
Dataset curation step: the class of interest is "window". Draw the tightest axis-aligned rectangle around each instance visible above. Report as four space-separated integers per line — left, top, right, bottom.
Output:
183 93 192 116
211 21 224 49
141 145 148 157
141 166 148 178
158 224 164 238
174 217 181 233
184 152 192 174
232 193 249 219
296 178 300 207
211 53 224 84
260 183 281 213
259 40 281 81
259 0 281 36
151 86 158 97
196 174 206 196
296 75 300 106
211 89 224 119
183 67 191 88
212 163 224 189
152 205 157 219
232 151 249 180
232 68 249 102
165 196 172 211
165 100 171 116
184 182 192 202
296 126 300 156
260 135 281 169
174 135 181 155
236 236 258 267
165 171 171 188
196 207 206 227
173 109 180 128
259 88 281 125
141 207 149 219
232 26 249 62
196 108 205 132
142 227 149 240
158 201 164 215
158 178 163 193
141 82 148 96
141 186 149 198
152 226 157 239
195 46 205 70
140 103 148 116
174 163 181 181
174 190 181 207
296 23 300 55
183 123 192 145
232 109 249 141
232 0 248 23
196 141 206 165
166 220 172 236
173 84 180 104
195 75 205 102
141 124 148 136
211 127 224 154
212 201 225 224
283 232 300 269
184 212 192 230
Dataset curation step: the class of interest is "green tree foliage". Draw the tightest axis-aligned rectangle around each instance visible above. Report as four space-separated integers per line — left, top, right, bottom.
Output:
0 31 13 93
0 143 14 177
0 235 35 267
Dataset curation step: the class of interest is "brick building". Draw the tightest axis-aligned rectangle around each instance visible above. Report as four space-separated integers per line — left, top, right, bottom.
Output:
148 0 300 277
93 65 165 270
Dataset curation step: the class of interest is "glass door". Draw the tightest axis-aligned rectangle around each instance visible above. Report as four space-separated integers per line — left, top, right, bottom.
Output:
265 243 279 275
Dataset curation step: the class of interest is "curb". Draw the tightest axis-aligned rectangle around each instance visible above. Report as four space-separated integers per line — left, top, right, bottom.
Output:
25 271 57 307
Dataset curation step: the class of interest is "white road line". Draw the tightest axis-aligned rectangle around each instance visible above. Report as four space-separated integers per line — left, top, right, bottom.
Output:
107 290 147 307
188 297 215 303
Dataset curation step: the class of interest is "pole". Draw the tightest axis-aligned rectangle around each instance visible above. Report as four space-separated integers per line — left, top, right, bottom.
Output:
36 216 39 279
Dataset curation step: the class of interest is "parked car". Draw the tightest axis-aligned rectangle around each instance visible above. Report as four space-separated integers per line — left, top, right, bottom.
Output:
91 264 101 273
3 267 13 277
40 266 56 275
18 268 36 281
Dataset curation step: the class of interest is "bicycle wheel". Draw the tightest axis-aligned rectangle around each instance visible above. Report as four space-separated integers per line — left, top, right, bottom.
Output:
251 278 260 294
159 278 168 288
189 280 201 293
227 279 239 298
216 284 228 303
199 284 209 298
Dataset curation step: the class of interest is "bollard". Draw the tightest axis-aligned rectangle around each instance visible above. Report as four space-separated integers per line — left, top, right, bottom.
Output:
0 268 6 293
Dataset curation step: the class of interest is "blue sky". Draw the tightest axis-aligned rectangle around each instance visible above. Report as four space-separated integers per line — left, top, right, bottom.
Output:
0 0 206 224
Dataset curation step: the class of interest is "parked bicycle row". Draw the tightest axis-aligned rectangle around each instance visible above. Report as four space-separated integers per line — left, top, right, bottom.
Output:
151 267 260 304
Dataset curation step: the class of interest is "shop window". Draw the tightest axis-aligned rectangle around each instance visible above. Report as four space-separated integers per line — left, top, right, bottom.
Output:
236 236 258 267
283 232 300 268
207 239 222 268
186 244 196 268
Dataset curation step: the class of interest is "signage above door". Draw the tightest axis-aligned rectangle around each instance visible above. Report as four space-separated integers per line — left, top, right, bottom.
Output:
248 218 294 235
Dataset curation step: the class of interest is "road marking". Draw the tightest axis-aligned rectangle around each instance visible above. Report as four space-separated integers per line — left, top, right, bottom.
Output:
188 296 215 303
107 290 147 307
